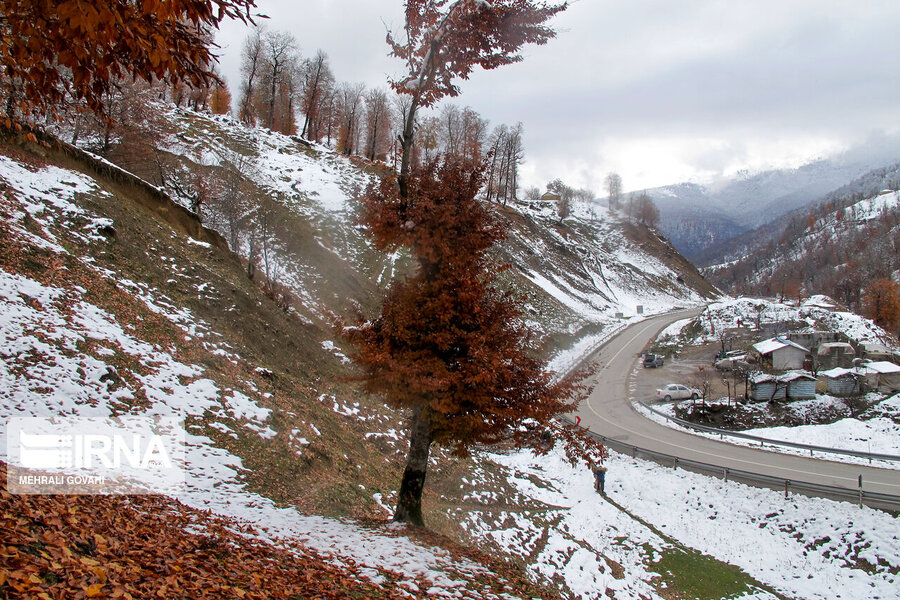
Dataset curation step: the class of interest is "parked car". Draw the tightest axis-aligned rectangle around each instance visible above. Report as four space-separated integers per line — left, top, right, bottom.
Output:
656 383 701 401
643 353 664 368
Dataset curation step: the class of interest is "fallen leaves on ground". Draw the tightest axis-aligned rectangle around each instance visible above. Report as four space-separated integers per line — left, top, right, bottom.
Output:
0 462 409 600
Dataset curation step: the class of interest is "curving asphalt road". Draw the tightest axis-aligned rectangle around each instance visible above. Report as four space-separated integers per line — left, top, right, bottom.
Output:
575 310 900 498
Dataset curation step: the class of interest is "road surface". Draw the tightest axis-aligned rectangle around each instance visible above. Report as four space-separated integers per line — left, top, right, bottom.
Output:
575 310 900 499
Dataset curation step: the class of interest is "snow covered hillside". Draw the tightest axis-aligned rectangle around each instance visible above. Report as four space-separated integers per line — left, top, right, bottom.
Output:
135 104 716 364
706 184 900 303
0 137 556 599
1 105 896 600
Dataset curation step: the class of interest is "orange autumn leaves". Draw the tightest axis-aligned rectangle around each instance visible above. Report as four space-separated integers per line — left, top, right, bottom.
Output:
348 160 597 458
0 0 256 118
0 463 408 600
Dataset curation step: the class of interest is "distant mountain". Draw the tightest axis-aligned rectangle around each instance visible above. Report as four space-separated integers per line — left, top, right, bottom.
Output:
698 161 900 270
704 182 900 317
643 137 900 263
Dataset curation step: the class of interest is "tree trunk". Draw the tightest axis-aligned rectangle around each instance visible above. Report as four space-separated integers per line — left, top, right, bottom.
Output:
398 93 420 200
393 405 432 526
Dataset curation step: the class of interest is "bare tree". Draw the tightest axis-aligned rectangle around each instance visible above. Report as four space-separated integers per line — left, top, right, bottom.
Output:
605 172 622 211
364 88 393 161
439 103 463 158
459 106 488 162
238 26 264 124
484 122 523 205
300 50 335 140
416 115 442 164
547 178 575 222
557 193 570 222
627 191 659 227
260 30 300 132
336 82 366 155
524 186 541 201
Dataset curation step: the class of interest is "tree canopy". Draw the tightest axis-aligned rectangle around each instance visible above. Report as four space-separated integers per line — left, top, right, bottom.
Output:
388 0 567 195
346 159 600 525
0 0 257 119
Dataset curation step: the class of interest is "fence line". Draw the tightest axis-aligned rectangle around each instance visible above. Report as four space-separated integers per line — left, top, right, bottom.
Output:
576 425 900 511
637 401 900 463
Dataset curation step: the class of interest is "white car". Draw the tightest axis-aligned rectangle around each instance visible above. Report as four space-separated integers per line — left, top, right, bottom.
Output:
656 383 701 401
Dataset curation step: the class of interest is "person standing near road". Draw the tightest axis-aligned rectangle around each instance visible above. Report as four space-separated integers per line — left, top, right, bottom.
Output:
589 460 608 495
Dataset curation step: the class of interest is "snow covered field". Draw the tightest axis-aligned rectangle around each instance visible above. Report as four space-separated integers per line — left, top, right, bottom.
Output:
465 446 899 600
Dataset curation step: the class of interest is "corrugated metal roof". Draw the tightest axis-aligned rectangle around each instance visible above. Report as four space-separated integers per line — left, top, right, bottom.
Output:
866 361 900 374
753 336 809 355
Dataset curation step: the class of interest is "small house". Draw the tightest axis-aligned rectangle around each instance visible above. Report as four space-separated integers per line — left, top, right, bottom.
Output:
749 373 785 402
817 342 856 370
865 361 900 393
789 330 843 352
540 191 560 203
859 343 893 362
752 337 810 371
781 372 817 400
820 367 862 397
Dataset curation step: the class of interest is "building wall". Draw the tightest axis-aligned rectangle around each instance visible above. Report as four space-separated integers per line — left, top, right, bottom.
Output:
786 379 816 399
825 377 860 397
772 347 807 370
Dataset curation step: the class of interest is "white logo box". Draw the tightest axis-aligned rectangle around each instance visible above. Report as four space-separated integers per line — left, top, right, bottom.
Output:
4 416 186 495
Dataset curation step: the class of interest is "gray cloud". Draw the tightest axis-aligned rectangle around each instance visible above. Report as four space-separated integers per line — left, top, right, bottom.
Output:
215 0 900 192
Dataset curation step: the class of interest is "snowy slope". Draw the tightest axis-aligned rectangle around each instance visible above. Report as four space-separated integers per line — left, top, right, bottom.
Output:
456 445 900 600
706 188 900 297
0 143 549 599
139 104 717 365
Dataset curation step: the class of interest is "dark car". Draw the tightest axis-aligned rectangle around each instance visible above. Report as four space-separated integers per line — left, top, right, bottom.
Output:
643 353 664 368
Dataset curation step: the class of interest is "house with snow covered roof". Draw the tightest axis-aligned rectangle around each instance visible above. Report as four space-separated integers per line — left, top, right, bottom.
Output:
751 336 811 371
820 367 863 397
862 361 900 393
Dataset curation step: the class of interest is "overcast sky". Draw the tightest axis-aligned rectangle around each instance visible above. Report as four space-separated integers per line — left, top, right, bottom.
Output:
215 0 900 194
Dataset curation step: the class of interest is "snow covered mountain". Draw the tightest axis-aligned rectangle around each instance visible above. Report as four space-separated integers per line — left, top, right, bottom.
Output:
706 187 900 308
645 142 900 262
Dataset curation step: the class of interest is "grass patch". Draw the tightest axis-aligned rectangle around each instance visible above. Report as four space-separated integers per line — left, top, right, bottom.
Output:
649 546 759 600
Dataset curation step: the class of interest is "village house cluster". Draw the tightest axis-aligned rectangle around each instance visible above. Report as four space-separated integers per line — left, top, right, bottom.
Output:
716 330 900 402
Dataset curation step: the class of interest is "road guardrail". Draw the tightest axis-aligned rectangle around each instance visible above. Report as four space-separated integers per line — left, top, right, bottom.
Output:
637 400 900 464
570 421 900 511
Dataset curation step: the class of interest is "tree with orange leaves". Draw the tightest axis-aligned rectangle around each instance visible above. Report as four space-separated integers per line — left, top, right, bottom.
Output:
0 0 256 121
347 159 599 526
209 78 233 115
388 0 567 198
345 0 594 527
863 278 900 333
